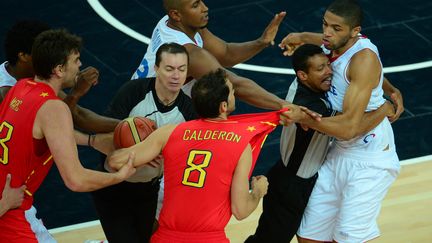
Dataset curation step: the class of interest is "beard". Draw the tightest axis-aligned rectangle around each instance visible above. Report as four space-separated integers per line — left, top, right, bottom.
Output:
331 35 352 51
200 24 208 29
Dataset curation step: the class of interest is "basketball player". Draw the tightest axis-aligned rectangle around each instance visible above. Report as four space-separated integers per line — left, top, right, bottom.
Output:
279 1 401 242
0 20 119 132
108 69 283 242
246 44 395 243
0 29 136 242
132 0 320 123
91 43 197 243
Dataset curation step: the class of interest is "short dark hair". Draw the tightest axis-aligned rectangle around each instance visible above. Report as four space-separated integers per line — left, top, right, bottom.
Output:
292 44 324 75
32 29 82 80
191 68 229 118
327 0 363 28
155 42 189 67
4 20 50 65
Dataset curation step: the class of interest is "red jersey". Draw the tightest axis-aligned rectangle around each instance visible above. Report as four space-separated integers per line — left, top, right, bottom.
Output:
0 79 58 240
153 111 280 242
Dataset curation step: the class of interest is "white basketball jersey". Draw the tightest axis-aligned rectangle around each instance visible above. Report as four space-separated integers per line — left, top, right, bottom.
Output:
131 15 204 80
0 62 17 87
324 37 395 152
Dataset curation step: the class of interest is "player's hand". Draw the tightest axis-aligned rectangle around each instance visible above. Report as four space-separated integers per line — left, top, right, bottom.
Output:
92 133 115 155
251 175 268 198
107 148 129 171
115 152 137 180
388 88 404 123
279 104 321 126
259 11 286 46
71 66 100 98
2 174 26 210
279 32 304 56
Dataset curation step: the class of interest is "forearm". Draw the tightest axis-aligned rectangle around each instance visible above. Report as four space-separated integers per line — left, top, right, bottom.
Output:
72 105 120 133
357 103 390 135
221 40 268 67
382 77 400 96
227 70 285 110
299 32 323 45
305 114 359 140
65 168 121 192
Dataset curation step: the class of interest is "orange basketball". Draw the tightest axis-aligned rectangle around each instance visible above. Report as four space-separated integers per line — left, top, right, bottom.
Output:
113 117 157 149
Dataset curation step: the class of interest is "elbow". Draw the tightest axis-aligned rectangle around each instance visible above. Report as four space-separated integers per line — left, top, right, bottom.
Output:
64 177 87 192
231 205 248 221
337 124 359 140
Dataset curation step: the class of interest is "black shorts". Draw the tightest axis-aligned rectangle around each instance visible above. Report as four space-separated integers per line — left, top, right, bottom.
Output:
91 164 161 243
246 159 318 243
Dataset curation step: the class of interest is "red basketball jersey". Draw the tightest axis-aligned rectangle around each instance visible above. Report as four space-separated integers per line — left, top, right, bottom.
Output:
0 79 58 210
155 111 280 241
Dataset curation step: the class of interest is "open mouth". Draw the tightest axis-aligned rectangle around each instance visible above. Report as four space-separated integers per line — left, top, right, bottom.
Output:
322 76 332 86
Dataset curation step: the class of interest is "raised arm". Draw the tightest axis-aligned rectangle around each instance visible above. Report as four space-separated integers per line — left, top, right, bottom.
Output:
231 144 268 220
185 44 286 110
35 100 135 192
279 32 323 56
201 12 286 67
300 49 382 140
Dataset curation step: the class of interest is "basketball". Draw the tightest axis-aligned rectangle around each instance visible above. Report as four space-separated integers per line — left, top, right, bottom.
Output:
113 117 157 149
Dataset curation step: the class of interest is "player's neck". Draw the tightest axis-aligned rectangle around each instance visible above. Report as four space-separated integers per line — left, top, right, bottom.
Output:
167 20 197 41
5 62 31 81
34 76 61 95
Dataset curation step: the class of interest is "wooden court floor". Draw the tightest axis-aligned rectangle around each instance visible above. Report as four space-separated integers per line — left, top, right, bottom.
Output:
52 160 432 243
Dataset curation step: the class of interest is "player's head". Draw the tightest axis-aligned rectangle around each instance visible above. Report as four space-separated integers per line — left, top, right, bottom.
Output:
32 29 82 87
292 44 332 92
164 0 209 29
4 20 50 76
322 0 362 50
155 43 189 93
191 68 235 118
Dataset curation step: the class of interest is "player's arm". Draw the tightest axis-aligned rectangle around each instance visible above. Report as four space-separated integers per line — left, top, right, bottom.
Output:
35 100 135 192
107 124 176 170
185 44 285 110
60 66 120 133
231 144 268 220
279 32 323 56
301 49 381 140
0 86 12 103
201 12 286 67
382 76 404 122
0 174 26 217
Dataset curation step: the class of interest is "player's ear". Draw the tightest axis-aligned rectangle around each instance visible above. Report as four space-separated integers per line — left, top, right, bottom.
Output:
220 101 228 113
351 26 361 38
168 9 181 22
297 70 308 82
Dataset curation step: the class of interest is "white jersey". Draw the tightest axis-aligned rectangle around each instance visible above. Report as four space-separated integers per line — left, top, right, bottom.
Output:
131 15 204 80
0 62 17 87
324 37 395 152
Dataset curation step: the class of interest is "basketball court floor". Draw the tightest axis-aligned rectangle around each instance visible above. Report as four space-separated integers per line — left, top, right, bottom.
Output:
1 0 431 241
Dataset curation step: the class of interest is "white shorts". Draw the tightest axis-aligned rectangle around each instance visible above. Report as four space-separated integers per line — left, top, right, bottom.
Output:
25 206 57 243
297 146 400 243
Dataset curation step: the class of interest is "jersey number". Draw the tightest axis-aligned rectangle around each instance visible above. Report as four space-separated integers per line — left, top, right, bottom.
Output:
181 150 211 188
0 121 14 165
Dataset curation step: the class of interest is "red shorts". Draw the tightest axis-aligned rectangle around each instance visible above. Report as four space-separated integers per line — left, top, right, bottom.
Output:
151 227 229 243
0 208 38 243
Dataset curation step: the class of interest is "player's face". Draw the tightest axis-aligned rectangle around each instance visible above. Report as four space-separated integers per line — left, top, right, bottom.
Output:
179 0 209 29
322 11 353 51
61 50 81 88
155 52 188 93
303 54 332 92
225 78 235 114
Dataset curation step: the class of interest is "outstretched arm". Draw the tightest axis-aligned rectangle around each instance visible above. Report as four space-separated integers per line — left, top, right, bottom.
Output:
231 144 268 220
201 12 286 67
35 100 135 192
279 32 323 56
